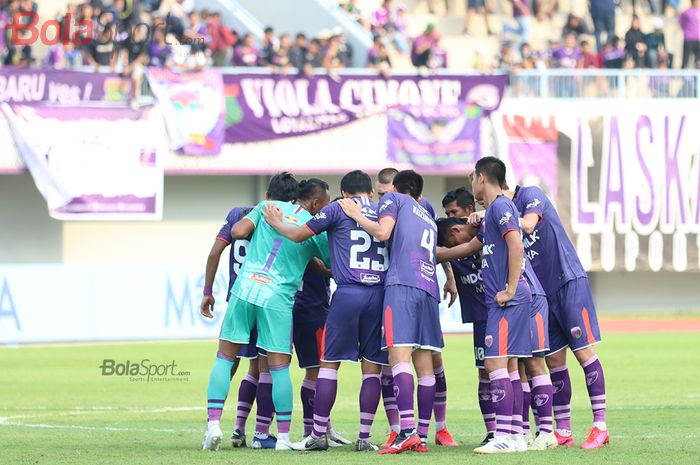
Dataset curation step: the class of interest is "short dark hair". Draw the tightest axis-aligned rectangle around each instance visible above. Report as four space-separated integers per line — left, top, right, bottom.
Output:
474 156 506 188
264 26 274 34
267 172 299 202
377 167 398 185
393 170 423 199
442 187 475 209
436 217 466 246
298 178 330 201
340 170 372 195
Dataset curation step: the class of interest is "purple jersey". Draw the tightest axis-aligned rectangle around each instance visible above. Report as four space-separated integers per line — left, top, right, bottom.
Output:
523 256 546 297
216 206 254 299
379 192 439 301
305 196 387 286
450 254 487 323
418 197 436 220
511 185 586 295
294 266 331 310
480 195 531 308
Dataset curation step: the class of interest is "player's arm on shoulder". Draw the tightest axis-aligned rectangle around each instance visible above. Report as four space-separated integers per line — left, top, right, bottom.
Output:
519 212 540 235
437 235 483 262
262 203 315 242
232 204 262 240
338 198 395 241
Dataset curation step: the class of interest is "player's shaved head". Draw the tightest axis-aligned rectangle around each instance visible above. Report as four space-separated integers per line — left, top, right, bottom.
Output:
377 167 398 185
297 178 331 215
341 170 373 196
474 156 507 187
267 172 299 202
393 170 423 200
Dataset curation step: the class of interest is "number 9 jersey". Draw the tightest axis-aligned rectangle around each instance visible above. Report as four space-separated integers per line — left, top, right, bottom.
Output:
378 192 440 302
305 196 388 286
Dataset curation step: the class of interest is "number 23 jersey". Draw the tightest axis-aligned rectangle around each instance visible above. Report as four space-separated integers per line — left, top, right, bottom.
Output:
379 192 439 301
305 196 387 287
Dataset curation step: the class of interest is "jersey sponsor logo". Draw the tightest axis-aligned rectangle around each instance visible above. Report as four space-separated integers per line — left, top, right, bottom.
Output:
251 273 271 284
420 261 435 277
499 211 513 226
484 334 493 348
570 326 583 339
360 273 381 284
482 244 495 255
283 215 299 224
459 270 483 285
313 211 327 220
586 371 599 387
491 388 506 403
522 230 540 249
533 394 550 407
378 200 393 213
526 198 542 210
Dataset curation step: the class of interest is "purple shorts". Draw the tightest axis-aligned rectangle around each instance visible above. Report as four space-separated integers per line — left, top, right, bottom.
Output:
321 284 388 365
530 295 550 355
473 319 487 369
484 300 532 359
293 305 328 369
546 277 602 355
383 284 444 352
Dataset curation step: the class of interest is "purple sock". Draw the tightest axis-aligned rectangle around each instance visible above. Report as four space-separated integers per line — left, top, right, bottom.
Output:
550 365 572 432
582 355 607 424
489 368 513 437
528 378 540 431
392 362 415 433
301 378 316 436
509 371 523 435
433 366 447 427
478 378 496 433
359 374 381 440
531 374 554 433
235 373 258 432
312 368 337 437
521 381 531 436
381 366 400 431
255 372 274 435
417 375 436 437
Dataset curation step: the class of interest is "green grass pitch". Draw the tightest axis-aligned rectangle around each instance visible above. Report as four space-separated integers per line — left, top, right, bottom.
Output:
1 332 699 464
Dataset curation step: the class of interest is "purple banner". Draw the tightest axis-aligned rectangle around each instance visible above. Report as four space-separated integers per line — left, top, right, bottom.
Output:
223 73 508 143
2 103 165 221
387 104 481 168
0 67 129 104
147 68 226 155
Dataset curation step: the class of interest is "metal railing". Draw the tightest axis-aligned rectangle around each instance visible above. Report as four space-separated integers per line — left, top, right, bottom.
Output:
508 69 700 99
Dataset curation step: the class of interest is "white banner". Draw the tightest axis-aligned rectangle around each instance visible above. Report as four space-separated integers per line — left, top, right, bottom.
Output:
1 103 166 221
0 265 470 344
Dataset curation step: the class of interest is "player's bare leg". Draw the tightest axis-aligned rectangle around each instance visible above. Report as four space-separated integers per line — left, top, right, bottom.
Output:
523 357 557 450
474 357 517 454
230 359 260 447
266 351 294 450
545 348 574 446
378 347 422 454
431 353 457 446
572 346 609 449
203 340 241 451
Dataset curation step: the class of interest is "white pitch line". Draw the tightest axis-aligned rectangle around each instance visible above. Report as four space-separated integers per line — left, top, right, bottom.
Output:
0 406 204 420
0 421 199 433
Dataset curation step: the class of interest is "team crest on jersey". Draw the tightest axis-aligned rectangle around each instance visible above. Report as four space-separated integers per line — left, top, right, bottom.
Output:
491 388 506 403
484 335 493 348
570 326 583 339
499 211 513 225
533 394 550 407
251 273 271 284
586 371 599 386
526 198 542 209
283 216 299 224
552 380 564 394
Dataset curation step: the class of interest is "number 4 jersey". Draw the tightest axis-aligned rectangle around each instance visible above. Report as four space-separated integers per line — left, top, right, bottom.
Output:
305 196 387 286
378 192 440 301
